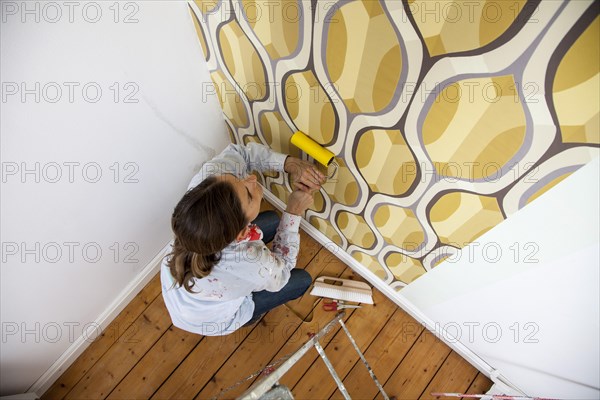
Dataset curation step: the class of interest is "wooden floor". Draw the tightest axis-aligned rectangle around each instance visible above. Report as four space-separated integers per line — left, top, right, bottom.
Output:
43 205 492 400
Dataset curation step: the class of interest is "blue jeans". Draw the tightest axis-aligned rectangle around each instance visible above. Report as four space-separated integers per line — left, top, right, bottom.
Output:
252 210 280 244
245 211 312 325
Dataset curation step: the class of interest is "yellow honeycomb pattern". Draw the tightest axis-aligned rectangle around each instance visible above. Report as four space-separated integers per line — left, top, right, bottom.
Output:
188 0 599 288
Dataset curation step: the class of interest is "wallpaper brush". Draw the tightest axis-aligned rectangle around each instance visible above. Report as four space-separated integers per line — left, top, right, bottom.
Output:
310 276 374 304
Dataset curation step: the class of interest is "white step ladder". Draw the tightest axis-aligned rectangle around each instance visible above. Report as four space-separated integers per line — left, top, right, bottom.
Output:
237 311 390 400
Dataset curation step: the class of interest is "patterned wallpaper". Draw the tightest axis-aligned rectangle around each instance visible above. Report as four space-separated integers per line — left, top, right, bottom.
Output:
189 0 599 290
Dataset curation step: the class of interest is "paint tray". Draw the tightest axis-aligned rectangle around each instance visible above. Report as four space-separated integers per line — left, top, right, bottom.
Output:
310 276 374 304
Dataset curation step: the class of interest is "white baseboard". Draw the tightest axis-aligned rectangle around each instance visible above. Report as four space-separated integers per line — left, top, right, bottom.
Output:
0 394 40 400
27 244 170 396
262 189 525 395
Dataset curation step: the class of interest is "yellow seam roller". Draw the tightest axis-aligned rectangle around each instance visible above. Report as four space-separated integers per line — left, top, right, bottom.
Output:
290 131 338 178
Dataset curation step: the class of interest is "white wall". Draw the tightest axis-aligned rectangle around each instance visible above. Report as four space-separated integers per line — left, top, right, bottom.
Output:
401 157 600 399
0 1 229 395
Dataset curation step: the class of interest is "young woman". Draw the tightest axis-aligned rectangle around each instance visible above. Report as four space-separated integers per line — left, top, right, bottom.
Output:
161 142 326 335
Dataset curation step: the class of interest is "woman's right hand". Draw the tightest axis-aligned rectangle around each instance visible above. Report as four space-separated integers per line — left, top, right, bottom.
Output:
285 190 314 216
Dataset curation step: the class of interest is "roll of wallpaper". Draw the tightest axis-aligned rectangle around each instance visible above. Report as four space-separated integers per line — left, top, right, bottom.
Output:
291 131 335 167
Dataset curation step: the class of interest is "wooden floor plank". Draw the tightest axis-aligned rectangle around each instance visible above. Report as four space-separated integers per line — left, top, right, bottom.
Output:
149 325 254 399
296 229 322 270
464 372 494 397
291 289 397 399
65 295 171 399
330 308 425 400
259 198 276 213
106 326 203 399
419 351 479 399
194 303 305 399
42 274 162 400
284 245 346 322
382 330 452 400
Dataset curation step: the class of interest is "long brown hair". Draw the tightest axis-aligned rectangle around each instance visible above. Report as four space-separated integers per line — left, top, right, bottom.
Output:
166 175 247 292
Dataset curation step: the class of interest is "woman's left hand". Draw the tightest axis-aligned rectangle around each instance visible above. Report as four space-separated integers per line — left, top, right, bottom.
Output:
284 157 326 192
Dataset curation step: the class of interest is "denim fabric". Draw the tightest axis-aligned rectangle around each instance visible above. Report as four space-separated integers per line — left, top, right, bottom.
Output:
244 210 312 325
246 269 312 325
252 210 280 244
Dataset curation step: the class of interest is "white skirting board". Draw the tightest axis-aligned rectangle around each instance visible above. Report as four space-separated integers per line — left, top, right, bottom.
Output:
261 189 525 396
26 244 170 396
